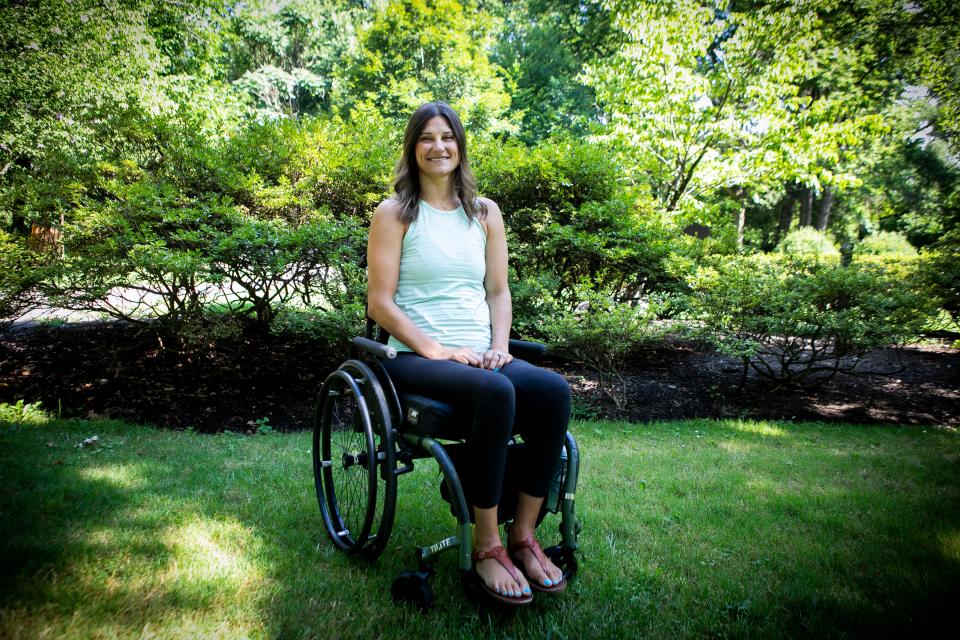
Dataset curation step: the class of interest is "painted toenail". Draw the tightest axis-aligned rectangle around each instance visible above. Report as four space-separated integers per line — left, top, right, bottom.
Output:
523 586 532 594
544 578 553 586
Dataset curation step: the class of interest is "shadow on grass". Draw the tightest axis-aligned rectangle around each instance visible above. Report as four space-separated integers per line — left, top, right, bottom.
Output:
0 422 275 637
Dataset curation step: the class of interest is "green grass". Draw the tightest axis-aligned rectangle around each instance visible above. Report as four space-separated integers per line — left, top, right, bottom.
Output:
1 413 958 639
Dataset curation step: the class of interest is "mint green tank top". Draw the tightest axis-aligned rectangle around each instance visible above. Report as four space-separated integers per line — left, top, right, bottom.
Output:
387 200 491 353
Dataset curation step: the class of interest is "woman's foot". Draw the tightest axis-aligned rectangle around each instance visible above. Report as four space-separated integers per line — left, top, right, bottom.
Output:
507 532 565 592
472 541 532 602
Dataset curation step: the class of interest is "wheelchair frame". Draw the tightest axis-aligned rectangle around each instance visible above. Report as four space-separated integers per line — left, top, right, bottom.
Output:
312 334 581 610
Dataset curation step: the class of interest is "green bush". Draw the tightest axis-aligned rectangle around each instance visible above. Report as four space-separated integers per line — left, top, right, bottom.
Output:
854 231 918 257
474 136 677 301
687 254 929 385
541 287 668 409
205 209 366 328
776 228 841 261
294 111 397 221
271 302 366 362
47 180 219 327
509 270 563 340
0 231 43 328
475 137 621 213
920 229 960 323
50 173 367 332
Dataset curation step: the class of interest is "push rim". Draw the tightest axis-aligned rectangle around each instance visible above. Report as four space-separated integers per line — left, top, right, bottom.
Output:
314 369 378 553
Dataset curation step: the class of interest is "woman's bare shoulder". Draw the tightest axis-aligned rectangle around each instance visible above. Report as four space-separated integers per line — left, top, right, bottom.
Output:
373 198 406 226
478 197 503 225
478 196 501 212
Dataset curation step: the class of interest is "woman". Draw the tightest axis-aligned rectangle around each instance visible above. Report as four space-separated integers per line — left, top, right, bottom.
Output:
367 102 571 605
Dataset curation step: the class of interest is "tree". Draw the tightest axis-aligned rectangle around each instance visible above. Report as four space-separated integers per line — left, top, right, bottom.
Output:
492 0 616 142
346 0 512 130
905 0 960 148
0 0 240 243
584 0 896 247
224 0 362 118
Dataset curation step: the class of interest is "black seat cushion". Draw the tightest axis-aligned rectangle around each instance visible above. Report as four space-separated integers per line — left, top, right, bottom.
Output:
398 392 467 439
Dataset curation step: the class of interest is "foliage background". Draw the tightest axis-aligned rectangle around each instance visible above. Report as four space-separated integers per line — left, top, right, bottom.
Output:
2 0 958 386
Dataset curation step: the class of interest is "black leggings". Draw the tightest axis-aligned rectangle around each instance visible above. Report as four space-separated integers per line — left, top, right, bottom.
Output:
382 354 571 509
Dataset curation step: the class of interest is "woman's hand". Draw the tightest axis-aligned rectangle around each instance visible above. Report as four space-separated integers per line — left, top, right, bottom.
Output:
429 345 484 367
481 348 513 371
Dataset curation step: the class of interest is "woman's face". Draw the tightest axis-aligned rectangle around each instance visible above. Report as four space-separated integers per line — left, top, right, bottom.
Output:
415 116 460 178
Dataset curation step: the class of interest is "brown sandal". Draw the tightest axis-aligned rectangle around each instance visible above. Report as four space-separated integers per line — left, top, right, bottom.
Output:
471 545 534 605
508 536 566 593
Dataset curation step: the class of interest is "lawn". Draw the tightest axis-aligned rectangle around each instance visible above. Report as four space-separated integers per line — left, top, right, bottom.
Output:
1 410 958 639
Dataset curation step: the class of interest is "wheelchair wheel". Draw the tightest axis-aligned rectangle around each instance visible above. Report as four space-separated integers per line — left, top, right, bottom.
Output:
337 359 397 560
313 361 397 559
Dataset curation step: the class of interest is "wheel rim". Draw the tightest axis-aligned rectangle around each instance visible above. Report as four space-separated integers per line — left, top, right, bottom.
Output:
315 370 377 553
338 359 397 560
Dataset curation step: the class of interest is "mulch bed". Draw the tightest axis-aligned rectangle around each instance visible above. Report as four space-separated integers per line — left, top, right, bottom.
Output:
2 321 957 431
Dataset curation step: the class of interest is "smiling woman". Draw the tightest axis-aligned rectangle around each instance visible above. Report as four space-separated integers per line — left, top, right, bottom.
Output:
365 102 572 605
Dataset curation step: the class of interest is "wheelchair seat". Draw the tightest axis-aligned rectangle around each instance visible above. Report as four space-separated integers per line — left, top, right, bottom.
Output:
397 392 466 439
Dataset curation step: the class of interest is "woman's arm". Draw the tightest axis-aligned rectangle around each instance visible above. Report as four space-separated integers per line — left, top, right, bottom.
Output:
367 200 482 366
481 199 514 370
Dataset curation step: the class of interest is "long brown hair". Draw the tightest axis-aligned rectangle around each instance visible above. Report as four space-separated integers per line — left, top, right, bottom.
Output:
391 102 486 224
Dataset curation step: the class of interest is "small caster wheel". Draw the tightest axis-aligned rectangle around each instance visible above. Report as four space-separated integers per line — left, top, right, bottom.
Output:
392 571 434 612
544 545 578 583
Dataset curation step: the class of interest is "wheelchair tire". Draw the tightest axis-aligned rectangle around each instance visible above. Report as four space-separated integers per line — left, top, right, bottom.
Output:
314 369 378 554
336 359 397 560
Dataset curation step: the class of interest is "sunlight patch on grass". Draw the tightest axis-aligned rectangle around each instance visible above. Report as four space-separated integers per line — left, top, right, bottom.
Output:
940 530 960 562
726 420 789 437
78 463 148 490
162 517 264 590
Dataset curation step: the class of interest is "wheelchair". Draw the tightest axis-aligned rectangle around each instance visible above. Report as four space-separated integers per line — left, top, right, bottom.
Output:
311 325 581 610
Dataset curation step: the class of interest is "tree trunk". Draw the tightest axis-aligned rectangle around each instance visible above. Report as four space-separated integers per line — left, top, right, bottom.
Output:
798 187 814 227
735 203 746 249
728 185 746 250
28 222 63 260
777 193 795 237
815 186 834 230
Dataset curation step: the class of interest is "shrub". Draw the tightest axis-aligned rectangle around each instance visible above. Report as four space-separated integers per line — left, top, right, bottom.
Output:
271 302 366 363
205 209 366 328
475 136 677 301
48 182 220 327
854 231 918 258
687 254 929 385
50 174 368 332
541 287 668 409
920 229 960 323
0 231 43 328
474 136 620 213
293 111 397 221
776 228 841 261
509 270 563 340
